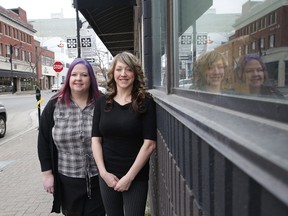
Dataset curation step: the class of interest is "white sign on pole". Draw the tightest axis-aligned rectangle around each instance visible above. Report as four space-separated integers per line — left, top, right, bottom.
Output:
67 36 96 58
66 37 77 58
81 36 95 58
196 33 207 56
179 34 192 54
81 37 92 47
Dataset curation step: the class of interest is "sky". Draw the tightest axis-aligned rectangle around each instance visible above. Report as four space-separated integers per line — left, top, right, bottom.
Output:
213 0 265 14
213 0 247 13
0 0 263 19
0 0 76 19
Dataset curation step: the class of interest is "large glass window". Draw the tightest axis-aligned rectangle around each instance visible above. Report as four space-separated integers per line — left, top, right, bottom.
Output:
174 0 287 101
152 0 167 87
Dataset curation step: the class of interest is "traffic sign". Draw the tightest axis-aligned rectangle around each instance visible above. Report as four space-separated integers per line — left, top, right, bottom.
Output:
53 61 64 72
86 58 95 63
179 55 191 60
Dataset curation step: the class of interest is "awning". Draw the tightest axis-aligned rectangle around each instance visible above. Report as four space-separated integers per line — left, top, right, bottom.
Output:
0 69 36 78
77 0 136 56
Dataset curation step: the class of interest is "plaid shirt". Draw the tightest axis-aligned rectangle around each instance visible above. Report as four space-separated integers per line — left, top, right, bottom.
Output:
52 100 98 179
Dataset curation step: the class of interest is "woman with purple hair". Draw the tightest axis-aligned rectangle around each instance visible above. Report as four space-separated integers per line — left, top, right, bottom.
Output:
38 58 105 215
236 54 283 98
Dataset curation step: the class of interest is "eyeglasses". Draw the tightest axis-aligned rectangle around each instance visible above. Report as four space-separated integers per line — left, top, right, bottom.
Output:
245 68 264 73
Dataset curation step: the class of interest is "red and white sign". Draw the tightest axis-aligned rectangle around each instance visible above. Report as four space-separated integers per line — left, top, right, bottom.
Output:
53 61 64 72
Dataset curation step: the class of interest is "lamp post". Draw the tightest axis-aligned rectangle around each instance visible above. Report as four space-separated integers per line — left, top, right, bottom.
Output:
9 43 23 94
9 44 15 94
74 0 81 58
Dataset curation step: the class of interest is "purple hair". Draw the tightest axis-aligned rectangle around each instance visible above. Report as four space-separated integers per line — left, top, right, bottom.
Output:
237 54 269 83
52 58 100 106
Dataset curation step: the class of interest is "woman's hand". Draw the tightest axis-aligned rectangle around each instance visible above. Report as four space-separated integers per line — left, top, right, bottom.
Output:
114 174 133 192
102 171 119 188
42 170 54 194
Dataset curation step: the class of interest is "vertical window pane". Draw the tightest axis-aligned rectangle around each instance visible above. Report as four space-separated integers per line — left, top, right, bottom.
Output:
152 0 167 87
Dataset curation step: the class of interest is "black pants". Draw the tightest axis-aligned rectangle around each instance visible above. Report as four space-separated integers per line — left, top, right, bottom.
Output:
99 176 148 216
59 174 105 216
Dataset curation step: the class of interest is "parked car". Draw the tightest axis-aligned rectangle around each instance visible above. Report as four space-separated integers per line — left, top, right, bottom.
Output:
179 79 192 89
0 102 7 138
51 84 60 92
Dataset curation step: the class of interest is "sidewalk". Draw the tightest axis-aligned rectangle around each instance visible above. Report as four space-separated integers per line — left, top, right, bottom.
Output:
0 127 63 216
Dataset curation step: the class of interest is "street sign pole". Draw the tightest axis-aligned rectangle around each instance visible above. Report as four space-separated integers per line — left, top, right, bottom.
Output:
52 61 63 92
75 0 81 58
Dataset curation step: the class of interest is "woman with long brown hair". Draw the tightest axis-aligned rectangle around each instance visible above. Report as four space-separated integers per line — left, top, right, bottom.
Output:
91 51 157 216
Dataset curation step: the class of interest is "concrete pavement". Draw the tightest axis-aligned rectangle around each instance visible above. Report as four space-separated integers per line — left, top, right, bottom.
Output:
0 126 63 215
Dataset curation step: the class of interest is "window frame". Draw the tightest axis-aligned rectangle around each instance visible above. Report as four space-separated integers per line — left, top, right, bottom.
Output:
172 88 288 123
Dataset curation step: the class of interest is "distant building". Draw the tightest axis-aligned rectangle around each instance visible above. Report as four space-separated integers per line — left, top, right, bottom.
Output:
35 40 55 90
0 6 44 92
28 18 77 39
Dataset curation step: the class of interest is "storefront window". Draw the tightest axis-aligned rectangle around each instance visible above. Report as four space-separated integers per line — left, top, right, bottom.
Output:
175 0 288 101
152 0 167 87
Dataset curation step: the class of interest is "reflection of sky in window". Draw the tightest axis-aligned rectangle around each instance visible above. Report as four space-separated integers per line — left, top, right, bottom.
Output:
178 0 270 53
161 54 166 68
211 0 264 14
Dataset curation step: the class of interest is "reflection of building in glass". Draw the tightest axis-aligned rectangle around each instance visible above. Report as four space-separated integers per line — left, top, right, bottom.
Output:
179 9 240 81
216 0 288 91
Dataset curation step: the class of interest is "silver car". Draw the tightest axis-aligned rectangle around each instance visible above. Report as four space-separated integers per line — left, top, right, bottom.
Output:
0 103 7 138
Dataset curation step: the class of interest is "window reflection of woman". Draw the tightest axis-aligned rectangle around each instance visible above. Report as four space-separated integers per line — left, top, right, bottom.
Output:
236 54 283 98
192 50 227 93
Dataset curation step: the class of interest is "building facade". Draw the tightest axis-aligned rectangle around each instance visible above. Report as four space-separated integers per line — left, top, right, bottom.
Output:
0 6 40 92
34 40 55 90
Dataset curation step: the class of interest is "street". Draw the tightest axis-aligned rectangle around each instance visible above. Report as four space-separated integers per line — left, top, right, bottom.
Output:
0 90 54 146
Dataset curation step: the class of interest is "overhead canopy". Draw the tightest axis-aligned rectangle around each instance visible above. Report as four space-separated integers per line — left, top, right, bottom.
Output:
0 69 36 78
77 0 136 56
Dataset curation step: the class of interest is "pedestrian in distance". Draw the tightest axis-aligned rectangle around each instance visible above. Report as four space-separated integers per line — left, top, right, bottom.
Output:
91 51 157 216
37 58 105 215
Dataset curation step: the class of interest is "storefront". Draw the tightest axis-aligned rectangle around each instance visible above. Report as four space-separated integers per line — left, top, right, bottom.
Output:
0 69 36 93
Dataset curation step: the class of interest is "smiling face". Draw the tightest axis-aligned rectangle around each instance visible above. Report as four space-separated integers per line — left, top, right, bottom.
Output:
244 59 264 87
69 63 91 95
205 59 225 91
114 61 135 91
